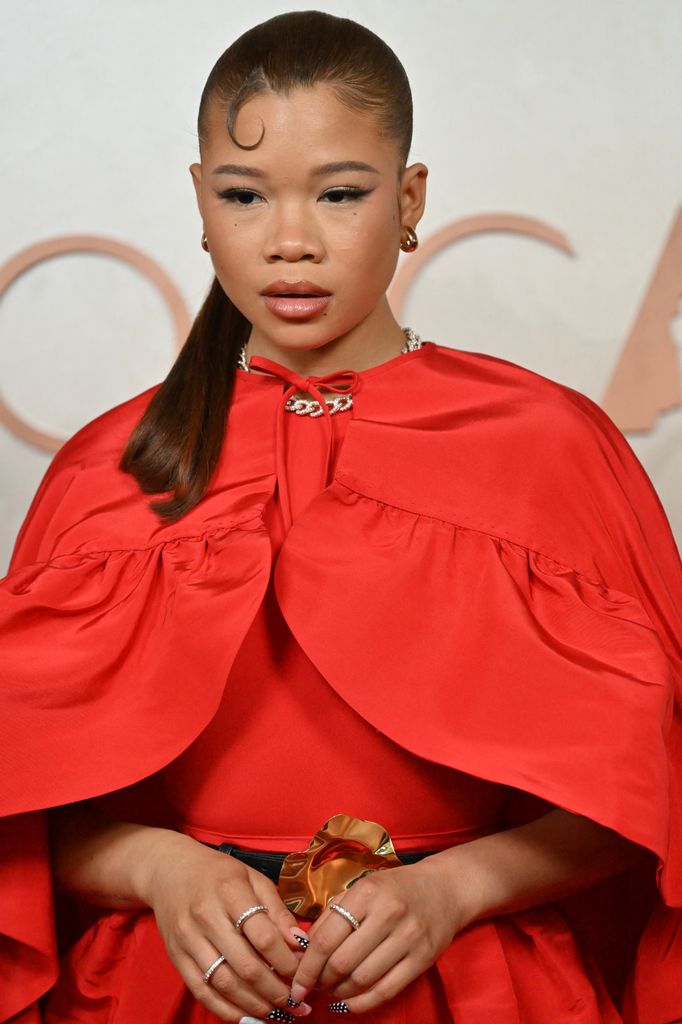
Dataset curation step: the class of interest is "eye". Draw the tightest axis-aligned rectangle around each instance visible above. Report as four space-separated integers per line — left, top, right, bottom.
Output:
217 188 264 206
321 187 372 203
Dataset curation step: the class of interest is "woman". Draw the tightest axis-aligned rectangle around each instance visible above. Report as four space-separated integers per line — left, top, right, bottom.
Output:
1 11 681 1024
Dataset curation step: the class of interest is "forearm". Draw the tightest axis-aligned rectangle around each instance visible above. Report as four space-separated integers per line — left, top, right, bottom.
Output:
425 808 649 927
48 801 196 910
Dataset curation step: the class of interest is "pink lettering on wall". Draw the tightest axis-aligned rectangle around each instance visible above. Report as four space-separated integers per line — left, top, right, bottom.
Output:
1 210 681 452
388 212 576 313
388 208 682 434
0 235 191 452
601 209 682 430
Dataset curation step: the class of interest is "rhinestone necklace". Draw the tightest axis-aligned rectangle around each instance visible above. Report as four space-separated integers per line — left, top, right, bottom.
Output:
237 327 423 417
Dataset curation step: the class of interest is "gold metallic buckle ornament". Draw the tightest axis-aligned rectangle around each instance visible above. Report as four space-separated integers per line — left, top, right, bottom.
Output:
278 813 402 920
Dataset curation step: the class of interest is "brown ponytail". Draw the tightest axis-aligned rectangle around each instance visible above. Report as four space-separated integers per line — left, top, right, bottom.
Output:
120 11 413 522
119 279 249 521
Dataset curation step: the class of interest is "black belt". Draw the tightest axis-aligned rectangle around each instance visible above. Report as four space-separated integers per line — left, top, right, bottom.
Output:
202 841 432 885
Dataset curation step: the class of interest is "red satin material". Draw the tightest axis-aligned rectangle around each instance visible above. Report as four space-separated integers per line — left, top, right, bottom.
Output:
162 390 511 854
246 353 360 533
1 341 681 1022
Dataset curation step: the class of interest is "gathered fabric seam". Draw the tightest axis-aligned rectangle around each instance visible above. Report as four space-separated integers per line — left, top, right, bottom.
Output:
7 487 657 636
332 478 644 599
5 513 267 574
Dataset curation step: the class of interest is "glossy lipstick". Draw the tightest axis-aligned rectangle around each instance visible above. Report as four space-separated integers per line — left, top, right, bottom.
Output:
260 280 331 321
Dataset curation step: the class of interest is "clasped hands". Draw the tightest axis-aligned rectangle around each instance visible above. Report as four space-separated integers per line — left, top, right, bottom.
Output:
289 857 465 1014
147 836 468 1021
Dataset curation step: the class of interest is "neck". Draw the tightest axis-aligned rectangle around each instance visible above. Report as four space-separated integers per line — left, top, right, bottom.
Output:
244 302 409 378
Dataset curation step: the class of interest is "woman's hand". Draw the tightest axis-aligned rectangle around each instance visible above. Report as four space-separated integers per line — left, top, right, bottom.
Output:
144 833 310 1022
289 858 469 1014
289 808 648 1014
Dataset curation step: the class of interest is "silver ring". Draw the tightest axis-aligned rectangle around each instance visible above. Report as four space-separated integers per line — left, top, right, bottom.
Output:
233 904 269 931
328 901 361 930
202 954 226 983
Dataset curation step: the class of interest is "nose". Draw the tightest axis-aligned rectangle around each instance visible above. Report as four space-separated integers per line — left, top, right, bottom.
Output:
264 204 324 263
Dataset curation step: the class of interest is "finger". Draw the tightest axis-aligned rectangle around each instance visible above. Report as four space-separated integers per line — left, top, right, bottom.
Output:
249 871 302 950
315 907 398 992
200 926 302 1016
328 952 420 1015
191 942 286 1021
210 960 310 1023
189 895 301 1014
329 933 410 998
214 879 300 981
229 877 302 977
238 906 301 978
175 948 267 1023
290 900 375 1002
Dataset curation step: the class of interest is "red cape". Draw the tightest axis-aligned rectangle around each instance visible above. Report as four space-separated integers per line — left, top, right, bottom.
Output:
1 342 681 1022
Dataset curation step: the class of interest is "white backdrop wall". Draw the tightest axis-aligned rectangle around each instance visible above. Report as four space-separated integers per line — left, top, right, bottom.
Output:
1 0 681 572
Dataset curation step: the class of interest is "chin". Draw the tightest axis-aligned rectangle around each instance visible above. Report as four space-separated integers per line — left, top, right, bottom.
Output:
264 328 348 351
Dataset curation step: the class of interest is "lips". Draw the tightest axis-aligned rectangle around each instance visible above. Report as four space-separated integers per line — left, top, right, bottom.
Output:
260 280 331 297
261 280 332 321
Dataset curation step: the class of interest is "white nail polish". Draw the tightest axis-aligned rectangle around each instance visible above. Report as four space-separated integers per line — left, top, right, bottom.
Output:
239 1018 266 1023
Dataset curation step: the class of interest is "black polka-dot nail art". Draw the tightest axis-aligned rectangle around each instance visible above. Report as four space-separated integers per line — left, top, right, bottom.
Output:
329 1002 351 1014
287 996 301 1008
293 933 310 950
266 1010 296 1022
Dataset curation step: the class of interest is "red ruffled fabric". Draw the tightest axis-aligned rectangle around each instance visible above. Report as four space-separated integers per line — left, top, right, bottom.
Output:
42 904 621 1024
1 342 680 1022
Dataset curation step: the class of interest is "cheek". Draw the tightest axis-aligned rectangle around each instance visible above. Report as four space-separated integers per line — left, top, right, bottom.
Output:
338 207 398 262
206 220 257 278
205 245 255 310
340 216 400 289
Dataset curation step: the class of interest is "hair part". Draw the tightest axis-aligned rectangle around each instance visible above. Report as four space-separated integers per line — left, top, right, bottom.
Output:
120 10 413 522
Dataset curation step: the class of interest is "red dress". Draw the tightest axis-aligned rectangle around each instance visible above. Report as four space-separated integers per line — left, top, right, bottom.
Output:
1 341 681 1023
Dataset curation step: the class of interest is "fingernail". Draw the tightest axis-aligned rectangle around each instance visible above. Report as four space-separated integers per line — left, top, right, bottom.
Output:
290 983 308 1003
239 1018 267 1023
290 927 310 950
266 1011 296 1022
329 1001 351 1013
287 1001 312 1017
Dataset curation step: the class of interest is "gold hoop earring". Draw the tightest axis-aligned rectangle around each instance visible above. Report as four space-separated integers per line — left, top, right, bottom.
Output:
201 231 209 252
400 226 418 253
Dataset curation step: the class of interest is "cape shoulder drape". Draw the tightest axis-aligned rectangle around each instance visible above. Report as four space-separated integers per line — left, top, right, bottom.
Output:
1 341 680 1023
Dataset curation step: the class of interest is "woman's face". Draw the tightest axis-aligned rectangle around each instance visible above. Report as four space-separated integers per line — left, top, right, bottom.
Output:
190 84 427 360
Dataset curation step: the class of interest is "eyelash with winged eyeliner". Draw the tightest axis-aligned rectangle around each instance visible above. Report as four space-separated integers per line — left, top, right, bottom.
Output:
216 187 373 205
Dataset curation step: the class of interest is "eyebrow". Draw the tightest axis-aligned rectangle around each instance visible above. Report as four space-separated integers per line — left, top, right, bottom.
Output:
211 160 381 177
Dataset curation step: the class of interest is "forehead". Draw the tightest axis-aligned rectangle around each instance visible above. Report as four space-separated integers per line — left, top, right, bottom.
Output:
203 84 392 159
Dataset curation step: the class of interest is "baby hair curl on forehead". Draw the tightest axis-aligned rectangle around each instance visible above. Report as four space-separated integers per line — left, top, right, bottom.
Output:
197 10 413 167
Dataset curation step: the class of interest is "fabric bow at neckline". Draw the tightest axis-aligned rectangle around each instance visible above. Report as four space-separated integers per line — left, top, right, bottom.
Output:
247 354 361 534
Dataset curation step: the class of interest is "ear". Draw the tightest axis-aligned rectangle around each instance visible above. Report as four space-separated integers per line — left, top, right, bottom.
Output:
189 162 204 218
399 162 428 231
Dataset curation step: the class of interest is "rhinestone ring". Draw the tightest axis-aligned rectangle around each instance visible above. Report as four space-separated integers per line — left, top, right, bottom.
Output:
202 954 226 983
328 901 361 930
233 904 269 931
